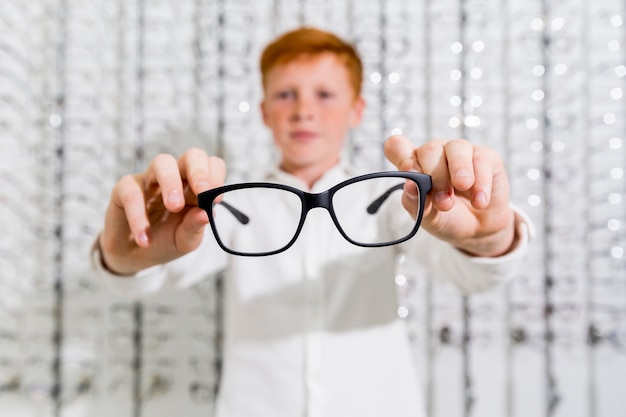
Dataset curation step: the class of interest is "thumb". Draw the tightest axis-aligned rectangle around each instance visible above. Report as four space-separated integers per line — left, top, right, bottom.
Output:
174 207 210 254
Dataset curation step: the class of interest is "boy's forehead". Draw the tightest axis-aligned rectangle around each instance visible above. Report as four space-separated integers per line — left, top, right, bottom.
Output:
264 53 352 86
274 52 343 72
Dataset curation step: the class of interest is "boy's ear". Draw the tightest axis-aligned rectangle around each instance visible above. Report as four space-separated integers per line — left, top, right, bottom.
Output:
349 96 366 127
260 99 269 126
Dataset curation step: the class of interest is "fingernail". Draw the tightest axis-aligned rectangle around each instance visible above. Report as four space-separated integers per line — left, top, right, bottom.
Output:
405 187 418 201
195 181 211 192
168 190 183 205
455 169 471 178
137 231 149 245
474 191 488 204
434 191 450 204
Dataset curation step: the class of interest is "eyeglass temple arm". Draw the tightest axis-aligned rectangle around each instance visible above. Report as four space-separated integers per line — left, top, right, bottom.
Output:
217 201 249 224
366 183 405 214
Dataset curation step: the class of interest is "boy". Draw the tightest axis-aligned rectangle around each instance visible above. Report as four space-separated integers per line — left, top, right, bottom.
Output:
94 27 531 416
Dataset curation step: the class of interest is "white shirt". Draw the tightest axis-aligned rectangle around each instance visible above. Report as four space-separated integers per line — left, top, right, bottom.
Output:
94 163 533 417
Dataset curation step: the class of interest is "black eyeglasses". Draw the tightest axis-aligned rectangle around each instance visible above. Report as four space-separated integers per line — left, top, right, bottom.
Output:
197 171 432 256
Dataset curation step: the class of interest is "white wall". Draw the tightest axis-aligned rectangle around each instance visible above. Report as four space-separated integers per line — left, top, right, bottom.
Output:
0 0 625 416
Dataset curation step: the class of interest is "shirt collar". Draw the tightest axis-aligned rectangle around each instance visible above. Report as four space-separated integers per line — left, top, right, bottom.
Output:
266 161 357 192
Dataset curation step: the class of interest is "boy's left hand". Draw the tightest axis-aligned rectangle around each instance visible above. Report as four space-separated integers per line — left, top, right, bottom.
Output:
384 135 516 257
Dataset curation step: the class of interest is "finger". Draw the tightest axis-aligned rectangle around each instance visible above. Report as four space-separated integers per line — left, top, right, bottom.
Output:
179 148 226 195
383 135 422 172
400 180 420 219
109 174 151 247
416 140 454 211
174 207 211 254
470 146 496 209
384 135 429 216
145 153 186 213
443 139 476 192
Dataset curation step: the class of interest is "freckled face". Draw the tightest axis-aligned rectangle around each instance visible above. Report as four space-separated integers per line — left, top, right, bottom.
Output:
261 54 364 177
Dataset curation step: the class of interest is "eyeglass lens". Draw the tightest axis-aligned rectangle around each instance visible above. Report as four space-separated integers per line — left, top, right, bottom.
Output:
331 176 417 245
212 187 303 255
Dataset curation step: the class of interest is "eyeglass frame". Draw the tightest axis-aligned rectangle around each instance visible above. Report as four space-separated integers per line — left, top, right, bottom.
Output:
197 171 432 257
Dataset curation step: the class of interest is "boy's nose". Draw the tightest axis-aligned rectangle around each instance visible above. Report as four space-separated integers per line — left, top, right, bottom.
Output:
292 97 314 121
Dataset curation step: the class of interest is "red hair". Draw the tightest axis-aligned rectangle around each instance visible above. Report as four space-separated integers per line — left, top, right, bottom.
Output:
260 27 363 97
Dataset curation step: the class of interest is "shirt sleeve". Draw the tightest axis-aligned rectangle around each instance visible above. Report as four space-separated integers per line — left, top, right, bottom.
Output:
91 227 228 300
401 205 535 294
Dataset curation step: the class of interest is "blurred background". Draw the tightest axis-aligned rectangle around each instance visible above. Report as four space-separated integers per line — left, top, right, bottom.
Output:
1 0 625 416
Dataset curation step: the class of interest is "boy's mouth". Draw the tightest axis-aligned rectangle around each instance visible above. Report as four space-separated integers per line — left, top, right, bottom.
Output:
290 130 318 141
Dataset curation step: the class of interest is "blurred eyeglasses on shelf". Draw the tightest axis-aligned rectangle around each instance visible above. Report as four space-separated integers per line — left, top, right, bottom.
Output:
198 171 432 256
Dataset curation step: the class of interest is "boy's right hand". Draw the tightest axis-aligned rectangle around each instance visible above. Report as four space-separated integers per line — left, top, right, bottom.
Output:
98 148 226 275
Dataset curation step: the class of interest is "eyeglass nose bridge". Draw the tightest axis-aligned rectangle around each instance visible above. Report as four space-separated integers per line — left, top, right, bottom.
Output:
302 191 331 213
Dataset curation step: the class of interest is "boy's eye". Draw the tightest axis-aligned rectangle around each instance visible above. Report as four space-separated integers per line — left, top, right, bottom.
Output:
318 91 333 99
276 90 295 99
